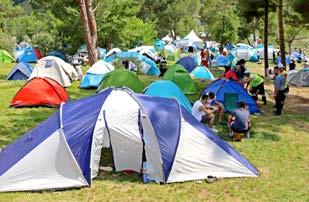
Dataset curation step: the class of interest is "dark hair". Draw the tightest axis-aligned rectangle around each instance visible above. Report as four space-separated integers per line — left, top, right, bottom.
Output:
239 101 246 108
289 62 296 71
201 94 209 100
239 59 246 65
224 65 231 72
274 66 279 70
209 92 215 99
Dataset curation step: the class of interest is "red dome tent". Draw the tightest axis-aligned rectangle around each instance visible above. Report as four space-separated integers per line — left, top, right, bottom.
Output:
11 77 69 108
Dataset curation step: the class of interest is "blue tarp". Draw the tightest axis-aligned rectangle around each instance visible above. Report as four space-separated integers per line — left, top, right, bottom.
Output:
202 79 260 114
144 80 192 112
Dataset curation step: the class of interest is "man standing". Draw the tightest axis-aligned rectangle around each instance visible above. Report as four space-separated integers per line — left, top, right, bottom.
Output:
192 94 218 132
244 72 267 105
273 66 286 116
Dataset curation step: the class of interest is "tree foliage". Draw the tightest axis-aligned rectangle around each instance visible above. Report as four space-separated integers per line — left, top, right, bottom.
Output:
0 0 306 57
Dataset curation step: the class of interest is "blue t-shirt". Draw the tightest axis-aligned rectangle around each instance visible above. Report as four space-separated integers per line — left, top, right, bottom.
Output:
231 108 250 131
274 74 286 91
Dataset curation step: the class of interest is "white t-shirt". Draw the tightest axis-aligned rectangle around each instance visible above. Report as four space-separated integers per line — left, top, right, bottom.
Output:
192 100 205 121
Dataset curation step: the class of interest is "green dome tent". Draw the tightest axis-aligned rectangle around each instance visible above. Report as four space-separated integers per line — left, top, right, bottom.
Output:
97 69 144 93
0 49 14 63
163 64 197 94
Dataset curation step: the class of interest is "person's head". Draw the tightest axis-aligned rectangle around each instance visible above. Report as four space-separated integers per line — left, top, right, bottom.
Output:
238 101 247 109
274 65 283 74
239 59 246 66
224 65 231 72
289 62 296 71
208 92 215 99
235 61 241 70
200 94 209 104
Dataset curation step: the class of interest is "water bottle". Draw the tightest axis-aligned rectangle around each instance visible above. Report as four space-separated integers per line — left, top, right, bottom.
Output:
142 162 150 183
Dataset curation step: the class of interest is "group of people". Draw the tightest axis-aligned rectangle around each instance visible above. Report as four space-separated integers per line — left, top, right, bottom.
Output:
192 91 251 138
190 57 293 139
222 59 268 106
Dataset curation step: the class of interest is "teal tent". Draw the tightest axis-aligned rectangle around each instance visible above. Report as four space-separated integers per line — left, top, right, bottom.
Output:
144 80 192 112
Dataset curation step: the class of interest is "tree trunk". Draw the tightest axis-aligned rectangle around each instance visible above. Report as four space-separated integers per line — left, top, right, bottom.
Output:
246 38 252 46
288 41 292 56
278 0 286 67
77 0 98 65
263 0 269 77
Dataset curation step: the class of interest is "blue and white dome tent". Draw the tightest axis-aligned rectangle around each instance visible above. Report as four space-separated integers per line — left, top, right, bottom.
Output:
0 87 258 192
105 51 160 76
80 60 115 88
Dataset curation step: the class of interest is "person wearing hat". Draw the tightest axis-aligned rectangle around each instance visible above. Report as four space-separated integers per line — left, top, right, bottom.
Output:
244 72 267 105
273 65 286 116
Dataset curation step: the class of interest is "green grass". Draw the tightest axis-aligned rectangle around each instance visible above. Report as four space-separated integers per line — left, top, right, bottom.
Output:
0 62 308 201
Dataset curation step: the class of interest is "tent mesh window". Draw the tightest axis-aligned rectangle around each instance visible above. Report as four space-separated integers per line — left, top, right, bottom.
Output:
223 93 239 112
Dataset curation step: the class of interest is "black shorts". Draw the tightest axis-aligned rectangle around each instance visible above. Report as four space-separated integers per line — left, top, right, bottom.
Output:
250 82 265 95
200 114 210 124
231 125 251 133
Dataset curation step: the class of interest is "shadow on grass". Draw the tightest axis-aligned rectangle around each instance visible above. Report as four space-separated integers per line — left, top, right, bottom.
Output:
250 131 281 141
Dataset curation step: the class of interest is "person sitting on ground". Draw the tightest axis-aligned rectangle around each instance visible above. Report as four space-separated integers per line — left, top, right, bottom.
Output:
192 94 218 132
228 101 251 138
159 57 168 76
205 92 225 124
244 72 267 105
222 65 239 81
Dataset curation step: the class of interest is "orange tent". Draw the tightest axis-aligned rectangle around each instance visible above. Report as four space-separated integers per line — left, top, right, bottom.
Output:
11 77 69 108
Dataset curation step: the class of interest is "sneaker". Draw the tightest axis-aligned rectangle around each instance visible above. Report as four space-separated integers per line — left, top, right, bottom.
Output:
205 176 217 183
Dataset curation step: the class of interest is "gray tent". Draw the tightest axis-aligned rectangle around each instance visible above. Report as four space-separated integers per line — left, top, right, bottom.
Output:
289 68 309 87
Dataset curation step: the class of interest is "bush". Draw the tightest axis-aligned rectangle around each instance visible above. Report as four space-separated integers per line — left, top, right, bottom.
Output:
0 33 16 54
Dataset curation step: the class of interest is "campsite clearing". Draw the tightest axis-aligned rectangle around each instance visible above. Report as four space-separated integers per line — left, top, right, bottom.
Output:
0 63 308 201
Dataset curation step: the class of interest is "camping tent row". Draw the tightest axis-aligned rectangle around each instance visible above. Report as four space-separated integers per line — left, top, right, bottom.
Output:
0 87 258 192
30 56 81 87
105 51 160 76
